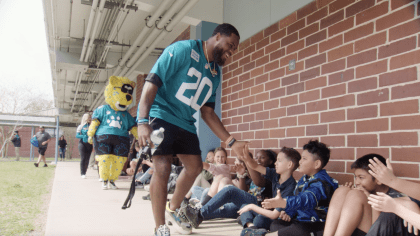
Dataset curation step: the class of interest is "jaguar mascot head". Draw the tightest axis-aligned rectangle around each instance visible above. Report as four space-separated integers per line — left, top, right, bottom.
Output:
104 76 136 111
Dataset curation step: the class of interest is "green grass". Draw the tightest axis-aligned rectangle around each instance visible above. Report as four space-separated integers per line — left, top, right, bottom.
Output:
0 162 55 235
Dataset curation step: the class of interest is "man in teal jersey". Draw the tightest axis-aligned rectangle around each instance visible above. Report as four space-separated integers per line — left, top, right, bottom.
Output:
137 23 246 236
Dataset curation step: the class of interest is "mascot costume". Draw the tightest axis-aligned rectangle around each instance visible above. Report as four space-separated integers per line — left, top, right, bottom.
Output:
88 76 138 190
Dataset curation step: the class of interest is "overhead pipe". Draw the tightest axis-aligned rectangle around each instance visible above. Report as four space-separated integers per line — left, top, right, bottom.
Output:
80 0 99 61
70 71 83 112
84 0 107 62
112 0 173 75
78 70 102 113
124 0 199 76
119 0 187 75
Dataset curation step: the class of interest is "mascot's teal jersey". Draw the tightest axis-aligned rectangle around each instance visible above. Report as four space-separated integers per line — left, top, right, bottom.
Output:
139 40 220 134
93 105 136 137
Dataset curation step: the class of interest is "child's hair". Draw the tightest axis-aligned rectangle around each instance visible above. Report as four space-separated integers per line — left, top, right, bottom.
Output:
280 147 301 171
14 131 18 134
303 140 330 169
258 150 276 168
214 147 228 157
208 149 215 153
351 154 386 179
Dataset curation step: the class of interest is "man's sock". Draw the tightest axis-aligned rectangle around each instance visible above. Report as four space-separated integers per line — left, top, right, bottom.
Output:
201 194 212 206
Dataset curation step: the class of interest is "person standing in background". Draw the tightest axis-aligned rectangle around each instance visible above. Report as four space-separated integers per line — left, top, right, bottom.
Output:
34 126 51 167
76 113 93 179
10 130 21 161
58 135 67 161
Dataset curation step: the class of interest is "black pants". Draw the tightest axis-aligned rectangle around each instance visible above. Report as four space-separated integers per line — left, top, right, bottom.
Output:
79 141 93 175
270 219 324 236
366 212 417 236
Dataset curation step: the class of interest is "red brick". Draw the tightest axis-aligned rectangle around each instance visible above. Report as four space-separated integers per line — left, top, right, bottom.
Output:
280 116 297 127
270 128 286 138
239 73 250 83
306 30 327 46
250 121 264 130
264 22 280 38
239 56 251 68
345 22 374 43
299 45 318 60
251 49 264 62
264 119 279 129
358 88 389 106
299 23 320 39
265 41 281 55
256 92 269 103
321 136 346 147
222 102 231 111
264 60 280 73
287 19 306 35
381 100 419 116
322 83 346 98
243 78 255 90
222 67 229 75
226 124 238 133
389 19 420 42
308 6 329 25
263 139 279 148
356 118 388 132
251 66 264 78
379 36 417 59
229 61 239 72
379 67 417 87
244 44 256 57
243 96 255 106
347 0 376 18
298 114 319 125
264 99 280 110
331 148 356 160
319 34 344 53
285 61 304 75
348 105 378 120
270 68 285 80
255 55 269 68
251 84 264 95
287 104 306 116
281 32 299 47
356 60 387 78
239 38 251 52
300 67 321 82
280 138 297 148
391 0 415 10
380 132 418 146
280 53 298 67
251 31 264 45
307 124 328 135
328 43 354 62
356 2 388 25
306 53 327 69
243 114 255 123
287 127 305 137
257 37 270 51
355 32 387 53
239 89 249 99
298 1 318 19
329 17 355 37
329 173 354 184
279 12 298 29
238 123 250 132
321 110 346 123
270 48 286 62
306 76 327 90
307 100 328 112
330 0 356 13
329 68 355 85
391 49 420 70
238 106 250 116
271 29 287 42
330 121 355 134
232 83 243 93
330 94 355 109
287 40 305 55
270 87 286 99
392 82 420 100
347 49 377 67
392 115 420 130
286 82 305 95
356 148 389 159
280 95 298 107
256 111 270 121
281 74 298 86
256 74 269 85
251 103 264 113
229 92 239 101
255 130 269 139
232 50 244 63
222 118 231 126
322 59 346 75
392 147 420 162
321 10 345 29
348 134 378 147
317 0 335 8
222 87 231 96
376 5 415 31
270 108 287 119
392 163 419 178
349 77 377 93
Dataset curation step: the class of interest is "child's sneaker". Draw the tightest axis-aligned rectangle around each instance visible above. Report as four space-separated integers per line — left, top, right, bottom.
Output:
102 180 108 190
179 203 203 229
81 175 86 179
165 202 192 235
154 224 170 236
108 181 118 189
144 185 150 192
34 163 38 167
43 164 48 167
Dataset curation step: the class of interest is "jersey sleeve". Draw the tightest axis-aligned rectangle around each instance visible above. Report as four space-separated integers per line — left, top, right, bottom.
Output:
146 42 189 87
92 106 104 122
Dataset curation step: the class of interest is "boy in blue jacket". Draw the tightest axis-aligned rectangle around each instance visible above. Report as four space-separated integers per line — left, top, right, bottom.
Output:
262 140 338 236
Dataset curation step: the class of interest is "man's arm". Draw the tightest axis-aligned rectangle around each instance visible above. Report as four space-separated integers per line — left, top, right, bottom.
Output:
137 82 158 147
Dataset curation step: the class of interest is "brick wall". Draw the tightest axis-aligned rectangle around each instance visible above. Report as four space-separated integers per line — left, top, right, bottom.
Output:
172 26 190 44
221 0 420 184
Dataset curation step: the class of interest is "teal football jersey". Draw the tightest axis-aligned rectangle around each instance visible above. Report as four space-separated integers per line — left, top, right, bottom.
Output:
139 40 221 134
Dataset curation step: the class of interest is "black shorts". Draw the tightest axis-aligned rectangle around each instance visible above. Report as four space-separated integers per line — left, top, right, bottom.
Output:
93 134 130 157
38 147 47 155
149 118 201 156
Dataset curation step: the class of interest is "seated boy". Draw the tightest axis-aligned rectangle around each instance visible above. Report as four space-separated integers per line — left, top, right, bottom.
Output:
261 140 338 236
238 145 301 236
366 157 420 236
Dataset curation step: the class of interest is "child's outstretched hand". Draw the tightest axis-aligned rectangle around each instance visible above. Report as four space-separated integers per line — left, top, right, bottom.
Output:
262 190 286 209
237 204 255 215
242 144 253 162
279 211 291 222
368 157 396 186
368 192 397 213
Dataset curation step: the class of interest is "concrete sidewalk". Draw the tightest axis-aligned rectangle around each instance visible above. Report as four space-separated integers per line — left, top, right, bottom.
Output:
45 162 247 236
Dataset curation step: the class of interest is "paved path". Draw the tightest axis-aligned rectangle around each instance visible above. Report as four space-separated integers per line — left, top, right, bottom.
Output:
45 162 256 236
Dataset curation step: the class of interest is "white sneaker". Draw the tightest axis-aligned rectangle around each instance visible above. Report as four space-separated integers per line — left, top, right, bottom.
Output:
144 185 150 192
99 178 103 182
108 181 118 190
81 175 86 179
154 224 170 236
102 181 108 190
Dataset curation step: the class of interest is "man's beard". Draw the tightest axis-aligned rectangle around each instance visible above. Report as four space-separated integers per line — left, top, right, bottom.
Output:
213 45 226 66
